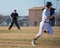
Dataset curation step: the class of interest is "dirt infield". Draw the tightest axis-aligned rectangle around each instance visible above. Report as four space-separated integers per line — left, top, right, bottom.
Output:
0 26 60 48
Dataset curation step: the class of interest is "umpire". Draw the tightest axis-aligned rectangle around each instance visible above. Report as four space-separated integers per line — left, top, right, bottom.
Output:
49 7 56 26
8 10 20 30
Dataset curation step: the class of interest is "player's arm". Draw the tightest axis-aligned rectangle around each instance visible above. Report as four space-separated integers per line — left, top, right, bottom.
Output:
48 12 56 19
52 12 56 17
47 16 54 19
10 13 14 20
45 9 55 19
11 13 14 18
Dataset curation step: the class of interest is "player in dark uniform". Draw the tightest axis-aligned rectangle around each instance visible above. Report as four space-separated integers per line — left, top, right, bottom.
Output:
8 10 20 30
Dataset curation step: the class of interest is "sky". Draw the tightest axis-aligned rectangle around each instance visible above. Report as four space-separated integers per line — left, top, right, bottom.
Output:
0 0 60 16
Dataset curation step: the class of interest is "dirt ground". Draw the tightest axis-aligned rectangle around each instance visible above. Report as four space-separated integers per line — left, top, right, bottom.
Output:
0 26 60 48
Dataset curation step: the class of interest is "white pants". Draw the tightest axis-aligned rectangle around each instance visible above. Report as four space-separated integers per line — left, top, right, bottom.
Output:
37 21 54 37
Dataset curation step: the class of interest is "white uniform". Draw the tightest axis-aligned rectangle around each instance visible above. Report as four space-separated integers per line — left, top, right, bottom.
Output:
37 9 55 36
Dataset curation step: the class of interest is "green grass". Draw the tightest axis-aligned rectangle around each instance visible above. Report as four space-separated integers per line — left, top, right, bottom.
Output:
0 26 60 48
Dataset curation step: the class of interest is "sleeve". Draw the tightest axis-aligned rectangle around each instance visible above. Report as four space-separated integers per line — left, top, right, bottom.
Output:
11 13 13 18
53 12 57 17
45 9 50 17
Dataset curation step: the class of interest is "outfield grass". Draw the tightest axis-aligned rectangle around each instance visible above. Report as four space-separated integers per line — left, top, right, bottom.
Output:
0 26 60 48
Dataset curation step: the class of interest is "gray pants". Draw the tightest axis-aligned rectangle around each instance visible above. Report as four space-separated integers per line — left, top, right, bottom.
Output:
8 20 20 30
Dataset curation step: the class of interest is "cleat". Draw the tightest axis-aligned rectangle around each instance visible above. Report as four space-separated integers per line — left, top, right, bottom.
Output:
31 39 36 46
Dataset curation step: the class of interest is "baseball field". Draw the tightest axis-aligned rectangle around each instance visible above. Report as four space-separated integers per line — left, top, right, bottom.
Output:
0 26 60 48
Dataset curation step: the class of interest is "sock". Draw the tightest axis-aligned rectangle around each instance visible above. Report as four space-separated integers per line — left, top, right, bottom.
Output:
34 38 37 40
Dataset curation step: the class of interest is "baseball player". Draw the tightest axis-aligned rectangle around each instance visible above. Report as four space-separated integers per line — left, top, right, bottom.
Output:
8 10 20 30
44 7 56 33
31 2 56 46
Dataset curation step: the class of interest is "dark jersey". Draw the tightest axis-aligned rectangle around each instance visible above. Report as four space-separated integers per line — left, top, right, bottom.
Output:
50 8 55 20
50 8 55 16
11 13 18 20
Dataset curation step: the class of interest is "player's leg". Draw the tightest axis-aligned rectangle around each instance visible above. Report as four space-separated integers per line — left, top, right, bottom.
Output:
15 20 20 30
47 24 54 34
43 23 49 33
32 22 44 46
8 21 14 30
